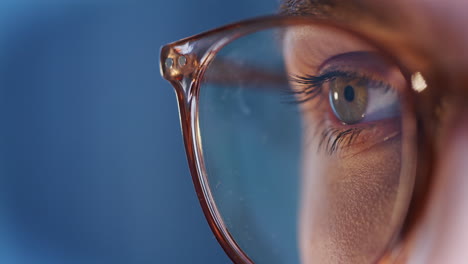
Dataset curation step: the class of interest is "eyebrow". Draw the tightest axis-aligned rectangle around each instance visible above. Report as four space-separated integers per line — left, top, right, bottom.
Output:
279 0 334 17
279 0 398 27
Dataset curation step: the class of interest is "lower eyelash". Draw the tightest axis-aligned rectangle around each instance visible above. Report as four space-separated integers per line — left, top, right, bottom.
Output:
317 127 364 155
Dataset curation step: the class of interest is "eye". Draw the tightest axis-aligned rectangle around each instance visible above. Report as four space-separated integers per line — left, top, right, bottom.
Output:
287 50 406 155
329 73 400 125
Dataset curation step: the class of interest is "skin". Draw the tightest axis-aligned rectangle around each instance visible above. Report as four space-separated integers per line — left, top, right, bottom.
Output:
284 24 407 263
281 0 468 263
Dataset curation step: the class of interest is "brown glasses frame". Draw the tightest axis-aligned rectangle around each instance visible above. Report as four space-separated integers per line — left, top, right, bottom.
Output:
160 15 422 264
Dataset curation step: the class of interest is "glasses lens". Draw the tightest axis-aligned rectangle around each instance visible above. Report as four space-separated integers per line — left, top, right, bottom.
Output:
197 23 415 264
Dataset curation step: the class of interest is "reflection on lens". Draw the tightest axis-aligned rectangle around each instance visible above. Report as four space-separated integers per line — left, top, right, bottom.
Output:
197 23 415 264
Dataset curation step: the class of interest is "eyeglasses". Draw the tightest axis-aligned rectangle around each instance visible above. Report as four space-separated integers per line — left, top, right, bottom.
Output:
160 15 429 264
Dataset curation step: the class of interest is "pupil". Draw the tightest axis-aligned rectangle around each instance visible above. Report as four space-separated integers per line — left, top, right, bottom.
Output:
344 85 355 102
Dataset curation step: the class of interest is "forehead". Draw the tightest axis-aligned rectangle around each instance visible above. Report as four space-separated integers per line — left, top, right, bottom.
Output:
282 0 468 93
283 0 466 18
282 0 468 41
282 0 468 32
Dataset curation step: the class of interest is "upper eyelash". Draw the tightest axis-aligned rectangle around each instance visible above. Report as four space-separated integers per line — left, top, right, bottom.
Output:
288 70 349 104
288 70 393 104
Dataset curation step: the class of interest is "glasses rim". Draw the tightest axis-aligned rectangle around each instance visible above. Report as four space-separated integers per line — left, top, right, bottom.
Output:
160 14 422 264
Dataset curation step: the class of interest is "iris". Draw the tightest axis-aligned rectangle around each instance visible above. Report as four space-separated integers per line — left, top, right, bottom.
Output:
329 77 368 124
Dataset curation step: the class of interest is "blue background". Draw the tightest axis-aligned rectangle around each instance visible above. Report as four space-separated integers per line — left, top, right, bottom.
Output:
0 0 276 263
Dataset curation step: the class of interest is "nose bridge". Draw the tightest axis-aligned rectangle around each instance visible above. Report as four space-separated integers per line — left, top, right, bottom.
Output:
405 108 468 263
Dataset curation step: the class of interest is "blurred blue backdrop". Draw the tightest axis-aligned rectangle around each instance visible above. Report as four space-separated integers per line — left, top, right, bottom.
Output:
0 0 277 263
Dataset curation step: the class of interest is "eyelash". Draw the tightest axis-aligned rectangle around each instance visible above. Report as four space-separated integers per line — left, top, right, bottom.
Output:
287 70 379 155
318 127 364 155
289 70 350 104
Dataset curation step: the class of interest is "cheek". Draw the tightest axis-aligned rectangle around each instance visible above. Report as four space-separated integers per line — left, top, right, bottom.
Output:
299 134 402 264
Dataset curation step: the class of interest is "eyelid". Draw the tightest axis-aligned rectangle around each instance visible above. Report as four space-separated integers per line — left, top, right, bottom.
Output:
319 51 383 71
318 51 407 92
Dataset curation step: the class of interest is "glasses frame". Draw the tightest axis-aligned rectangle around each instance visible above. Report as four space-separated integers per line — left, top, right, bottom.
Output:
160 15 421 264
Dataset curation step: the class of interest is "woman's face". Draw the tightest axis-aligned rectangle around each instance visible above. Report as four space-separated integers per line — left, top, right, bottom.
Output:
284 26 407 263
282 0 468 263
